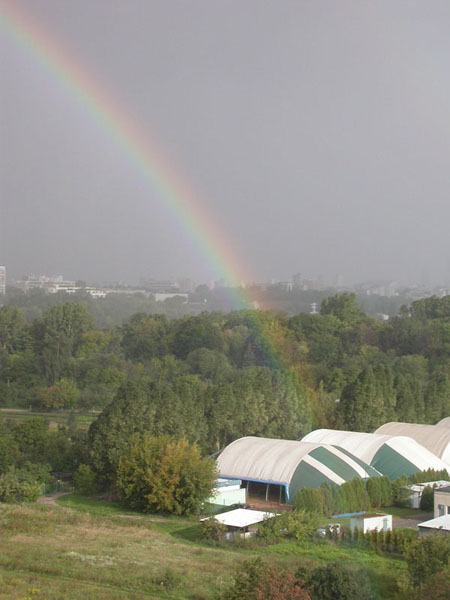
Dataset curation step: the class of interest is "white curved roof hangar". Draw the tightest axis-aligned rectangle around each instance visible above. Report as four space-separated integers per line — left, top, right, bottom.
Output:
375 422 450 464
301 429 449 479
217 436 380 500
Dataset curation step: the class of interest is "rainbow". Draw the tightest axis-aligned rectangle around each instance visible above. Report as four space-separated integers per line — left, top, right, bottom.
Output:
0 0 252 308
0 1 291 368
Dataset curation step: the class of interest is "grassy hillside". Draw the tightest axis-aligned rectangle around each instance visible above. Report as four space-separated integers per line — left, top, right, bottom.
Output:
0 499 408 600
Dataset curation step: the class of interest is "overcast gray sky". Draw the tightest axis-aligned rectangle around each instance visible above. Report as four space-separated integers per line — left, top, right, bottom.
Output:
2 0 450 286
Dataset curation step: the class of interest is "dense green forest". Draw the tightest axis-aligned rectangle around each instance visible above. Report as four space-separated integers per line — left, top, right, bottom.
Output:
1 292 450 488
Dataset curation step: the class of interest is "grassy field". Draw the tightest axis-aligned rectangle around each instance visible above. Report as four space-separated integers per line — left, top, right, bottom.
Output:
0 409 97 431
0 496 409 600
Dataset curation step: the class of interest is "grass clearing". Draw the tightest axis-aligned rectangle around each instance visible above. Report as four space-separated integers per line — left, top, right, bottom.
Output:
56 493 139 516
0 409 97 431
0 501 408 599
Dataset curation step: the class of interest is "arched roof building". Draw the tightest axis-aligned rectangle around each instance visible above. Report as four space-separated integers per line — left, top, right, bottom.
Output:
374 422 450 465
217 436 380 503
437 417 450 428
301 429 449 480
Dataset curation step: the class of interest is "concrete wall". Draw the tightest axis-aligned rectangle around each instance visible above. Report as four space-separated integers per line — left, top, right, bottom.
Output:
207 486 246 507
434 490 450 518
350 514 392 533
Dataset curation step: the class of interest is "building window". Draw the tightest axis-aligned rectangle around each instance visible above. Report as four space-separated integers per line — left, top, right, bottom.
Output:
438 504 445 516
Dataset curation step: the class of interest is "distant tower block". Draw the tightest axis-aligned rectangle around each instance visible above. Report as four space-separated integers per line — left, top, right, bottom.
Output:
310 302 318 314
0 266 5 295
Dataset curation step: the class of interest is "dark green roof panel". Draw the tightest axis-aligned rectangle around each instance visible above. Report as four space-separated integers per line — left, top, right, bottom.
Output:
371 445 419 480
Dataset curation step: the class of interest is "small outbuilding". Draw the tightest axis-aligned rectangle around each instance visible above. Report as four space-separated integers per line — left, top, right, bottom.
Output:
350 513 392 534
434 484 450 517
201 508 277 539
405 480 450 509
418 514 450 536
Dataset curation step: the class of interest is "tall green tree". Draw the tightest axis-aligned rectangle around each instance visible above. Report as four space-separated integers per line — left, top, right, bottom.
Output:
116 433 216 515
34 303 93 383
320 293 365 326
338 366 386 431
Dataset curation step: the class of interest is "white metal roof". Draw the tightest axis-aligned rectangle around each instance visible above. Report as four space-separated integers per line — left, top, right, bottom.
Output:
201 508 276 528
217 437 321 484
408 480 450 493
301 429 449 472
216 436 376 486
375 422 450 463
417 514 450 531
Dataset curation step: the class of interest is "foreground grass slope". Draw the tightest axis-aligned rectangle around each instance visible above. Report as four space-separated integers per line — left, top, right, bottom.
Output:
0 500 406 599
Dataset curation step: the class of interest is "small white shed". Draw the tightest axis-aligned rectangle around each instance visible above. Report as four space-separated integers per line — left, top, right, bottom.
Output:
350 513 392 534
405 480 450 509
418 514 450 536
201 508 278 540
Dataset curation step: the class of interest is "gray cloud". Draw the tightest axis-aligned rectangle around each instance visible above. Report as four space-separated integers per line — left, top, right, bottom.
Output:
2 0 450 285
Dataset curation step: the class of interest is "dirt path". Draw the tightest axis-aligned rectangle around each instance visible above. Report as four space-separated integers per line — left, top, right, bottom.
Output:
37 492 72 506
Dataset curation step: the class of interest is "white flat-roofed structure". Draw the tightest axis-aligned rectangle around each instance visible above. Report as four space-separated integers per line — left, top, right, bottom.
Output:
418 514 450 535
406 481 450 509
201 508 276 529
374 422 450 465
301 429 450 480
217 436 380 503
350 513 392 534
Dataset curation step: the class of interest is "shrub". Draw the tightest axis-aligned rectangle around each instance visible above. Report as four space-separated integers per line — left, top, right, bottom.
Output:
257 510 319 542
306 562 373 600
404 535 450 588
411 569 450 599
391 475 411 507
419 485 434 511
223 558 311 600
73 464 98 495
0 468 41 503
201 516 226 541
116 433 216 515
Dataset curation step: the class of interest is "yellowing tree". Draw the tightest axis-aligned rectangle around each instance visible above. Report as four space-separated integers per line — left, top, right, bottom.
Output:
116 434 216 515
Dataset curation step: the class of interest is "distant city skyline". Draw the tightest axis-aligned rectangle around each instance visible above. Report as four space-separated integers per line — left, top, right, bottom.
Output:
6 266 450 297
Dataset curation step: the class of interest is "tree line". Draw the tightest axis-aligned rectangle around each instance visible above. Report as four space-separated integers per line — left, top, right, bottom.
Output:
2 292 450 498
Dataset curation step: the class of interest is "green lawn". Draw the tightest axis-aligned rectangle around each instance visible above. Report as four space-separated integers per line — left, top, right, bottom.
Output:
56 493 139 516
0 410 97 430
0 497 410 599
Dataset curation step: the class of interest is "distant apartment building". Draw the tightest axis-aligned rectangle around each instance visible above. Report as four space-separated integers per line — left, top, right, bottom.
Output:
139 278 179 293
292 273 302 289
13 274 105 298
0 266 5 294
